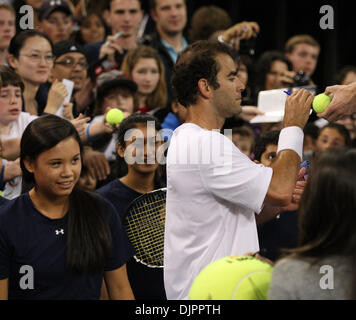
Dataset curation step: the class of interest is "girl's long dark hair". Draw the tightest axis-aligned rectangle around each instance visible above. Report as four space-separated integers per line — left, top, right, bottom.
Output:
20 115 112 273
115 113 165 189
285 147 356 298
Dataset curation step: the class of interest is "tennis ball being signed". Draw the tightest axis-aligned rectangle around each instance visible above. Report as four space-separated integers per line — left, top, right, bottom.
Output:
313 93 332 113
105 108 124 126
188 256 273 300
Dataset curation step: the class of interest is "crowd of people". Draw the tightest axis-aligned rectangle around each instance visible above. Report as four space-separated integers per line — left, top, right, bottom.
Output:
0 0 356 300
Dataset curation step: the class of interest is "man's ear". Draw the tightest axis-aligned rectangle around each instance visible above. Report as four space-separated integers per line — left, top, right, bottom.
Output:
197 78 212 99
117 142 125 158
171 101 179 114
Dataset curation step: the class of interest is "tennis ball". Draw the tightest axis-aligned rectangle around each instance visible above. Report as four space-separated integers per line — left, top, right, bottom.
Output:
188 255 273 300
105 108 124 126
313 94 332 113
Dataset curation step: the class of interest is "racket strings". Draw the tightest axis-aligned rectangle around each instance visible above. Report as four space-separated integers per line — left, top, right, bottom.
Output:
125 191 166 267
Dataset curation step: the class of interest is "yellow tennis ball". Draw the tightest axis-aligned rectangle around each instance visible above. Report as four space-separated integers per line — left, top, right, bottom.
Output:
313 93 332 113
105 108 124 126
189 256 273 300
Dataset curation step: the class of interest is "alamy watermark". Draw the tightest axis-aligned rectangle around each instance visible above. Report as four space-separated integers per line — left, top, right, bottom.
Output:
19 265 34 290
320 5 334 30
19 5 34 30
122 122 234 175
320 265 334 290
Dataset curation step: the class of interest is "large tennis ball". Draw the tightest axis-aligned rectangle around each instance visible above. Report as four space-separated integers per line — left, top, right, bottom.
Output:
189 256 273 300
105 108 124 126
313 94 332 113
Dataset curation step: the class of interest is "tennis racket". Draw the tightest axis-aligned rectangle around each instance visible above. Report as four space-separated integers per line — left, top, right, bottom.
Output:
123 188 167 268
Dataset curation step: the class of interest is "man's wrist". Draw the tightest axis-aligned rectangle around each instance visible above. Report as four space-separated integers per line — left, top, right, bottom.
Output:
277 126 304 160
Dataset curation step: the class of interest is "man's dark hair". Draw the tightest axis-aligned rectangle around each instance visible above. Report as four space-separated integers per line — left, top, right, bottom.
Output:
253 130 280 162
171 40 238 108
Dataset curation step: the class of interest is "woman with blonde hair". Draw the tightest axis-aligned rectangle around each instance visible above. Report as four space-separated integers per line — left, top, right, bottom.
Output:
121 45 167 121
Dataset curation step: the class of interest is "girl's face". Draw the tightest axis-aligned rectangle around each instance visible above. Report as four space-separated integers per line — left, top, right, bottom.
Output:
131 58 160 96
316 127 346 154
80 14 106 44
25 137 82 199
10 36 53 85
0 85 22 125
265 60 289 90
119 123 163 175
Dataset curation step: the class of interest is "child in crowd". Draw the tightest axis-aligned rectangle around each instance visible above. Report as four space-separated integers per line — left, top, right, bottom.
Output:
0 115 134 300
37 0 74 44
97 113 167 300
304 123 351 162
0 65 36 199
90 70 138 168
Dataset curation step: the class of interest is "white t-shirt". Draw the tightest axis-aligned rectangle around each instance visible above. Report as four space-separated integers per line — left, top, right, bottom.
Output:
1 112 38 199
164 123 273 300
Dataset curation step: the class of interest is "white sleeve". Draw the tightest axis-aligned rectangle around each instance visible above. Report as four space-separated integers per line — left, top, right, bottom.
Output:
199 132 272 214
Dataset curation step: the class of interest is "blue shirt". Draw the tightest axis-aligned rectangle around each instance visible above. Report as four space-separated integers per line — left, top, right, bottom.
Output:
161 112 181 143
160 37 188 64
97 179 167 300
0 192 134 300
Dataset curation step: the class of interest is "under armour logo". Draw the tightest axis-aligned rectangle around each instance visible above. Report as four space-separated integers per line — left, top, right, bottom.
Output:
70 46 77 51
55 229 64 235
50 0 62 6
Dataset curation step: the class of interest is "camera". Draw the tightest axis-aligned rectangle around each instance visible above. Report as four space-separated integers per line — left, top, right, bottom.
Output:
239 38 256 57
293 71 310 87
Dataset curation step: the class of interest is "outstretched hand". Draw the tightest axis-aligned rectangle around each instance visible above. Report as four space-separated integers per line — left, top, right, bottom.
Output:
318 83 356 121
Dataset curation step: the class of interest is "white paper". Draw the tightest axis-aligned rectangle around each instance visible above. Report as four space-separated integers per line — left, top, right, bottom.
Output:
55 79 74 118
250 86 317 124
250 88 288 124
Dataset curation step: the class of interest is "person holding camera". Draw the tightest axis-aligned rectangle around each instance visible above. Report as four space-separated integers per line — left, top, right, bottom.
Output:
285 34 320 86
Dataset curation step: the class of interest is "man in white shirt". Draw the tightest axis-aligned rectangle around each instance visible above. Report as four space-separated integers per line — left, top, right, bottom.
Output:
164 40 314 300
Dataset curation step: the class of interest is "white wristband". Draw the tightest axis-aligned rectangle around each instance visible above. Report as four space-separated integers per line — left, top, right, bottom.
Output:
277 126 304 160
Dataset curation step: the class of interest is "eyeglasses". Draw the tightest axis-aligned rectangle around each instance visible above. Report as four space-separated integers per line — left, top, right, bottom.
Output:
54 58 88 69
20 53 55 64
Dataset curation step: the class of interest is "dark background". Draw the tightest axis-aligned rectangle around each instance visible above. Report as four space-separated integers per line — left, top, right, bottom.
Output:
144 0 355 90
